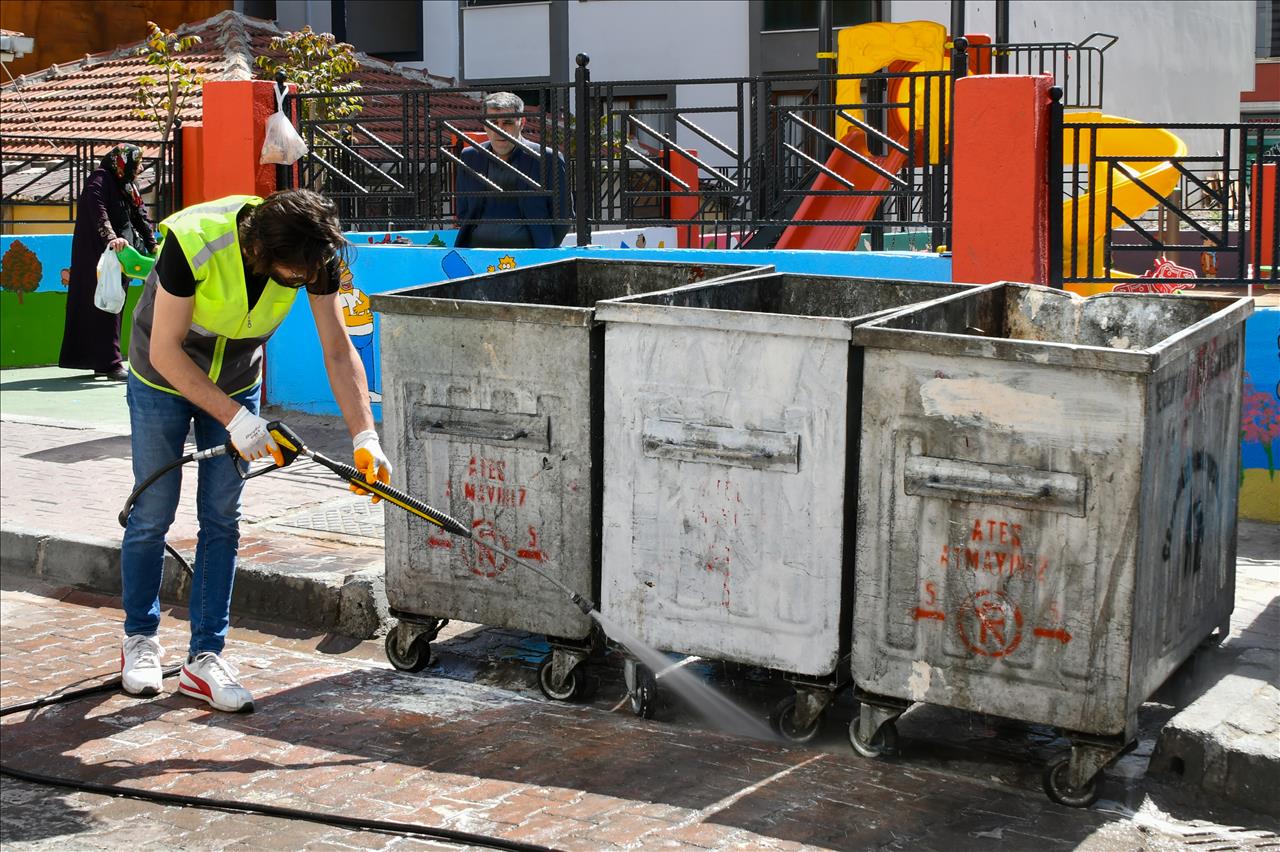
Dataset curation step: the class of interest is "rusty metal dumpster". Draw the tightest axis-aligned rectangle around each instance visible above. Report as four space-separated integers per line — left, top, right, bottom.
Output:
369 257 767 700
848 282 1253 806
595 272 968 737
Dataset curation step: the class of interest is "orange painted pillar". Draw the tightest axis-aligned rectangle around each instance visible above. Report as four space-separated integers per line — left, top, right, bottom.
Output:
951 75 1052 285
180 123 206 207
665 148 700 248
198 79 279 201
1251 162 1277 276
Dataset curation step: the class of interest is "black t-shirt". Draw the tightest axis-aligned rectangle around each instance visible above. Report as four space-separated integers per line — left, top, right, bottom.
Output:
155 229 340 309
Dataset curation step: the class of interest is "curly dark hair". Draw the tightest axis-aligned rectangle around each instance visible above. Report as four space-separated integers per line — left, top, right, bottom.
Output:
239 189 349 281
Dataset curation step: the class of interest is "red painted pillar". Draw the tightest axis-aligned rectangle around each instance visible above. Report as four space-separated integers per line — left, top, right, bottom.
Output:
665 148 700 248
180 123 206 207
951 75 1052 285
199 79 279 200
1251 162 1277 277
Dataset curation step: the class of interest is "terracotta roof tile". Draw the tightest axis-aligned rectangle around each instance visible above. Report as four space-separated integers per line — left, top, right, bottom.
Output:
0 9 472 160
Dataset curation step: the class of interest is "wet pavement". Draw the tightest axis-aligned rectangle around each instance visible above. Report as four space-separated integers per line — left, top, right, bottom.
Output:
2 366 1279 849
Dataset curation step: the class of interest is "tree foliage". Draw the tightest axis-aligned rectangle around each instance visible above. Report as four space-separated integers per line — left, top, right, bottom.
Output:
1 240 43 305
254 27 363 123
132 21 204 143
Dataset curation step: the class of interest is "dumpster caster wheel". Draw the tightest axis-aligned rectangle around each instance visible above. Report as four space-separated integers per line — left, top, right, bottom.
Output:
771 694 821 744
537 658 586 702
384 631 432 673
629 664 658 719
849 713 897 758
1043 754 1100 808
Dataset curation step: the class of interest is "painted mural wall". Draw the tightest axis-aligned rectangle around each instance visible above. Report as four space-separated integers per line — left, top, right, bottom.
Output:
263 242 953 415
3 228 1276 521
1241 307 1280 522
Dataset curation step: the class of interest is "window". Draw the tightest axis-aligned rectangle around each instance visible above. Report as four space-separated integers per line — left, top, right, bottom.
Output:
1259 0 1280 58
605 93 672 153
762 0 873 32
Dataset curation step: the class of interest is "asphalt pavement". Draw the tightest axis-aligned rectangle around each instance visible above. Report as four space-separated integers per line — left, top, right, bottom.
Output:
1 365 1277 850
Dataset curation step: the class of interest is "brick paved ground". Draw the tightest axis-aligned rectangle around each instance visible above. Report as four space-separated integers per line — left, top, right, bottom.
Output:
0 583 1134 849
4 580 1279 851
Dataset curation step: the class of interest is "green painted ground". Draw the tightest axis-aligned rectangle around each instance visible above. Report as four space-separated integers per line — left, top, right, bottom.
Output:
0 287 143 368
0 365 132 431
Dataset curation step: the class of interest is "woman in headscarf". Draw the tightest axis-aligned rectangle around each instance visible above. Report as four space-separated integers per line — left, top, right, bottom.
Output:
58 144 158 380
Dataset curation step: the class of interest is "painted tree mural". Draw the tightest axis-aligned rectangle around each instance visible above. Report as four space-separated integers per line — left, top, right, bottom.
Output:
1242 372 1280 480
0 240 42 305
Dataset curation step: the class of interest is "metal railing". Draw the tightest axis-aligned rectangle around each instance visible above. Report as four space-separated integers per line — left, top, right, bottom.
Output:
0 133 182 228
1049 99 1280 287
968 33 1113 110
283 55 966 249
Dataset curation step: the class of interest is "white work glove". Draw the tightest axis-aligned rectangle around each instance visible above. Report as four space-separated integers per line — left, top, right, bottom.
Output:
227 406 282 465
351 429 392 502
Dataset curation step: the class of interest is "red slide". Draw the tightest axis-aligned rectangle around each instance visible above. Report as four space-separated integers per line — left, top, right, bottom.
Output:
774 125 909 251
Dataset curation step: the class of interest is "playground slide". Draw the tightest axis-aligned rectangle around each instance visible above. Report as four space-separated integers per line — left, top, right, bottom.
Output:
774 127 909 251
1062 112 1187 294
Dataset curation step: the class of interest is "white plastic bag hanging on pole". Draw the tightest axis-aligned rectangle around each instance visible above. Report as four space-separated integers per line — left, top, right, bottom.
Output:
260 84 308 165
93 248 126 314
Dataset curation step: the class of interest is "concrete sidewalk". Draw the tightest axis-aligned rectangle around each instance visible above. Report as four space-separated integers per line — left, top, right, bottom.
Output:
0 368 394 639
1 366 1278 831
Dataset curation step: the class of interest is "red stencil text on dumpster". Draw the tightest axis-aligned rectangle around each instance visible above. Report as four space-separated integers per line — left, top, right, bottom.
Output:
426 455 546 575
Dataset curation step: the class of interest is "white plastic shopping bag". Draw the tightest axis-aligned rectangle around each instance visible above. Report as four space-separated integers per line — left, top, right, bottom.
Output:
94 248 126 314
260 86 308 165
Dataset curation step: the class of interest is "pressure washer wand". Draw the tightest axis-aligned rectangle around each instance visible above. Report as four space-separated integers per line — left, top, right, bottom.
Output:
266 423 598 616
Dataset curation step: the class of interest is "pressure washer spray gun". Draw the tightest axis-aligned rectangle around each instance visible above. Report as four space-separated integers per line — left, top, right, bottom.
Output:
133 422 597 616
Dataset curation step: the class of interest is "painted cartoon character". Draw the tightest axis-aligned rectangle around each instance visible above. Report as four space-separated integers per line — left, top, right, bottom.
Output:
337 261 380 402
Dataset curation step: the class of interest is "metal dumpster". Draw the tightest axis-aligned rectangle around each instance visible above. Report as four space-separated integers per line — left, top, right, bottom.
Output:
848 282 1253 806
595 272 968 737
369 258 768 700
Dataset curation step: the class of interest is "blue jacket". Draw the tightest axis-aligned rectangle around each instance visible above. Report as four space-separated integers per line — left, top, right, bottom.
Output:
455 138 572 249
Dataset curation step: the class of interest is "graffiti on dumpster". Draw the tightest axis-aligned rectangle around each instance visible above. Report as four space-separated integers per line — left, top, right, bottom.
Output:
424 454 546 576
1161 450 1220 574
914 517 1075 656
956 590 1023 658
936 517 1051 581
1154 337 1239 414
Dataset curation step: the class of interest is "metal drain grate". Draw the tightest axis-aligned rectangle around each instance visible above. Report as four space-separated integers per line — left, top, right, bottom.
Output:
270 496 385 542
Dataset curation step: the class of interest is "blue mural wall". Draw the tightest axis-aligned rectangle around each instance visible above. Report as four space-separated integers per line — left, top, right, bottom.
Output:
265 244 955 415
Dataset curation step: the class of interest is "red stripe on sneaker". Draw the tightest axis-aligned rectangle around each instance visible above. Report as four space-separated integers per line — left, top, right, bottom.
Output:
180 668 213 698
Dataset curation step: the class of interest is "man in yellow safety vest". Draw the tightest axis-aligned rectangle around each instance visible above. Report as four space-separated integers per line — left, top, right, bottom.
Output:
119 189 390 712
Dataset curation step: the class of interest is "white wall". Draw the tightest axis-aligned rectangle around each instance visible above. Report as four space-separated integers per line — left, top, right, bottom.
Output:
415 1 460 81
273 0 333 35
891 0 1256 152
569 1 752 168
464 2 552 80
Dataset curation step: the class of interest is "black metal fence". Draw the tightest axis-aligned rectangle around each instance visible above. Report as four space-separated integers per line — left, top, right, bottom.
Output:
0 134 182 228
1049 96 1280 288
968 32 1112 110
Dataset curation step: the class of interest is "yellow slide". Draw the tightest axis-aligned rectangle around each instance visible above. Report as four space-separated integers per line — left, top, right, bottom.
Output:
1061 113 1187 295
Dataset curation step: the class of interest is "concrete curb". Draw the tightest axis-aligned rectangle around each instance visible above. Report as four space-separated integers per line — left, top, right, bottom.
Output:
0 526 388 639
1149 647 1280 817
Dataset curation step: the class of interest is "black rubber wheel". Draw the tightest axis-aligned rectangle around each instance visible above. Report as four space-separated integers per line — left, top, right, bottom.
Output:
1042 754 1100 808
537 657 581 701
384 630 432 673
848 711 898 758
770 694 822 744
629 664 658 719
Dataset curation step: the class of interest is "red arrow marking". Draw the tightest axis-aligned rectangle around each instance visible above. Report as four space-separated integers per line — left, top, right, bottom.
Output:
1034 627 1072 644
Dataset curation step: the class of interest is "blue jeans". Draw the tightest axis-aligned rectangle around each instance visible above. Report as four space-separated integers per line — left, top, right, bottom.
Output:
121 374 259 657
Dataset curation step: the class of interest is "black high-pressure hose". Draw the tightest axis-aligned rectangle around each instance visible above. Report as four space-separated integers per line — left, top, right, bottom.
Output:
3 424 575 852
117 441 235 576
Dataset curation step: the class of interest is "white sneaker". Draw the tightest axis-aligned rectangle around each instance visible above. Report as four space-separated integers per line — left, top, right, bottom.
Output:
178 652 254 713
121 634 164 696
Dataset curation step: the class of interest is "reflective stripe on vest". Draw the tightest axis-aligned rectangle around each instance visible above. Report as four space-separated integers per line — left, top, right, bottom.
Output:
158 196 298 340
